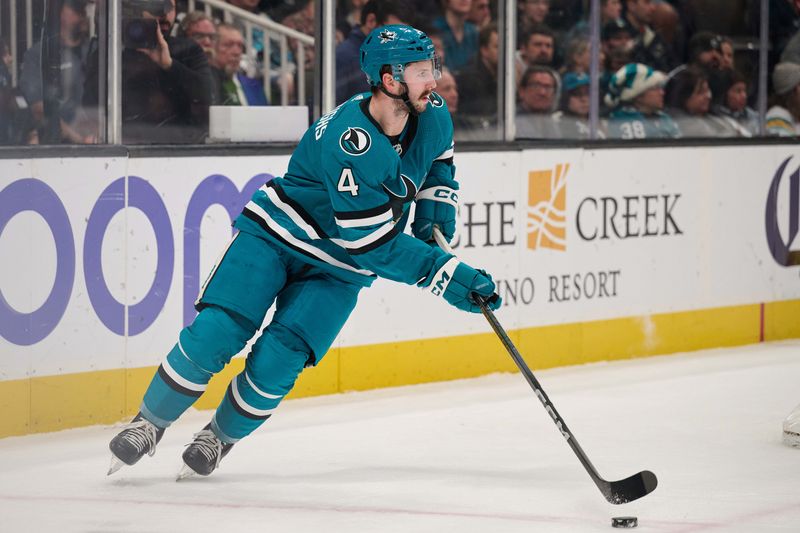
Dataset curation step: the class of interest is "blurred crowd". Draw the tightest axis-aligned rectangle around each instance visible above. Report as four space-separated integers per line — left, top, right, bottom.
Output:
1 0 800 145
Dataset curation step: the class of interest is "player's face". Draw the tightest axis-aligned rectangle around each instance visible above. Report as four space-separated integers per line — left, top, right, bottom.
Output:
402 59 441 112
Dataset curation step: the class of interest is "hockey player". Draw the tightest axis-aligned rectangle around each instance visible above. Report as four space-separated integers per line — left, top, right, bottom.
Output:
107 24 502 479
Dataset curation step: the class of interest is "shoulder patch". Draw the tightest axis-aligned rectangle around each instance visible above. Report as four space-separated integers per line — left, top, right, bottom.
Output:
428 92 445 108
339 127 372 156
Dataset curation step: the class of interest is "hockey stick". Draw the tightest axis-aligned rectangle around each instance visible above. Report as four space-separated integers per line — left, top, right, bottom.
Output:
432 227 658 505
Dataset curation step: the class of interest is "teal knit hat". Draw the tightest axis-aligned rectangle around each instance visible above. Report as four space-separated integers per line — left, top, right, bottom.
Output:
605 63 667 107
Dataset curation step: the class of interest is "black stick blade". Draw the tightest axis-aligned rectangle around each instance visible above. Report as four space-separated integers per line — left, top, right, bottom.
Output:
601 470 658 505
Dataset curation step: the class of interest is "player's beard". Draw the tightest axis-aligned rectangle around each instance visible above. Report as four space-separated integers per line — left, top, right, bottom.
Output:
406 87 431 113
390 86 430 116
391 97 409 118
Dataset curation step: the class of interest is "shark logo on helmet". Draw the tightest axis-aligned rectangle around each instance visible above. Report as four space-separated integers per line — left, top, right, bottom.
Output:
379 30 397 44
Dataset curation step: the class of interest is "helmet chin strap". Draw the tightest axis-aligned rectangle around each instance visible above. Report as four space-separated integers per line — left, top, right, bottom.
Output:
379 82 420 116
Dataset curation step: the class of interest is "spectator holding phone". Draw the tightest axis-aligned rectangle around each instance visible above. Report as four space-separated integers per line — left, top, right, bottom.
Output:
84 0 214 143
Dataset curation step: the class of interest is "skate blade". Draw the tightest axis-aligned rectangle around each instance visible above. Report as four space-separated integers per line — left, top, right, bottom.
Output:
107 455 126 476
176 464 197 481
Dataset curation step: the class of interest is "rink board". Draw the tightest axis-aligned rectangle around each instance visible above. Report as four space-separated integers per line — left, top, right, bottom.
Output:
1 145 799 437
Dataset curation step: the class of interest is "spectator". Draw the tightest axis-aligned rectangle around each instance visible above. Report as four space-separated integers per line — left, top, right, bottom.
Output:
546 0 585 31
665 65 737 137
225 0 268 75
552 71 603 138
519 0 550 37
211 23 268 106
83 0 215 143
406 0 445 20
280 1 317 104
19 0 92 144
434 0 479 72
0 40 10 85
686 31 723 72
650 0 681 60
605 63 679 139
562 36 591 74
467 0 492 29
710 68 758 137
720 36 735 70
601 19 634 90
342 0 369 29
623 0 675 73
516 65 560 138
335 0 408 104
603 18 634 57
234 0 301 104
766 61 800 136
439 65 490 140
281 1 315 63
1 38 37 145
456 23 499 116
516 24 556 79
779 27 800 64
425 26 448 66
603 0 622 22
567 0 622 41
179 11 217 60
438 66 459 110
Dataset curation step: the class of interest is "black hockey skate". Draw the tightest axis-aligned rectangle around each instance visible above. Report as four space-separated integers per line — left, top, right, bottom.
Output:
177 424 234 480
107 413 165 475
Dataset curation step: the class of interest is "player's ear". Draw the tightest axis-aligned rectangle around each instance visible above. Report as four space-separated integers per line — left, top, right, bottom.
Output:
381 71 397 92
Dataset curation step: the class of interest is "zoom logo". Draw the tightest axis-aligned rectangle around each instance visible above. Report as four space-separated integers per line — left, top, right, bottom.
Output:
766 157 800 268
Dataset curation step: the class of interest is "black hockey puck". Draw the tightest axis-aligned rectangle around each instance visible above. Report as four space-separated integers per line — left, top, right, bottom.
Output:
611 516 638 528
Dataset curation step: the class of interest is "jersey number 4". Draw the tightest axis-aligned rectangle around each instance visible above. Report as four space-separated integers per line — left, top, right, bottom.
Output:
338 168 359 196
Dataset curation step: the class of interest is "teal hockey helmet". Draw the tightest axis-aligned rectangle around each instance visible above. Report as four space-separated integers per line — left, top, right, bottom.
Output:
360 24 440 87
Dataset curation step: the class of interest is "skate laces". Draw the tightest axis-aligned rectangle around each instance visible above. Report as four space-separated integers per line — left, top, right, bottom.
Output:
188 429 224 470
120 420 159 457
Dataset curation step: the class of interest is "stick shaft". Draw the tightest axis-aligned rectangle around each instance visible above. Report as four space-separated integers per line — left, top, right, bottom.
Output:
432 228 604 485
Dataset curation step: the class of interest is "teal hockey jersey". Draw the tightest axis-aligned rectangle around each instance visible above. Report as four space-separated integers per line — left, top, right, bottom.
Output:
607 106 681 139
234 92 457 287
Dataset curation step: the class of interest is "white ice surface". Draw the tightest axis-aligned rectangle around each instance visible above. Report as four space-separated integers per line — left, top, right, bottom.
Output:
1 341 799 532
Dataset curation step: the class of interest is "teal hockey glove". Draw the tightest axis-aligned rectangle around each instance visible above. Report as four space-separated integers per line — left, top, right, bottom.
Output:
412 183 459 243
420 255 502 313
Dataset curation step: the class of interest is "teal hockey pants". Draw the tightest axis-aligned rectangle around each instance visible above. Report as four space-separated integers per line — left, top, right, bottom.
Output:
140 231 363 443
